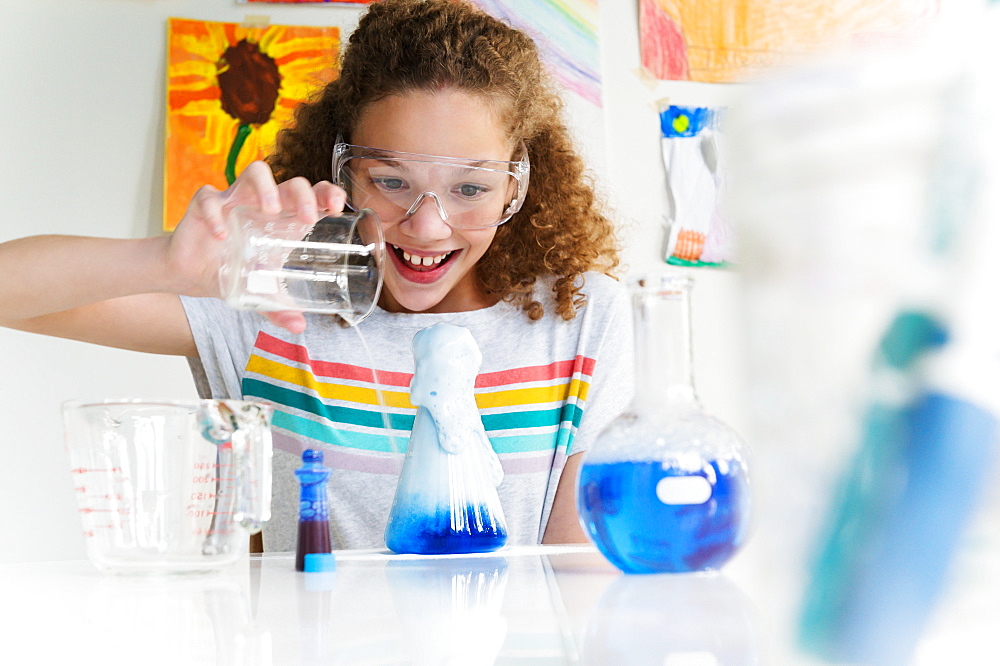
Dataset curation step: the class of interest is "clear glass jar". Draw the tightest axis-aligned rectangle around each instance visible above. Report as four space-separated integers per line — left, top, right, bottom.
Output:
577 274 752 574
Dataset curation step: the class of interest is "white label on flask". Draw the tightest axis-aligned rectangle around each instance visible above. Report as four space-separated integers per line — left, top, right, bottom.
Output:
656 476 712 505
247 272 279 295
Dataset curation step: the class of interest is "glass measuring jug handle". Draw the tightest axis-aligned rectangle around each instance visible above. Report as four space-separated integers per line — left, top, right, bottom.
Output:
230 406 274 533
198 400 274 534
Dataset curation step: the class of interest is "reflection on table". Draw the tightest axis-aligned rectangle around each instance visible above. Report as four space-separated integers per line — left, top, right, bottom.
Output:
4 538 997 665
0 545 764 665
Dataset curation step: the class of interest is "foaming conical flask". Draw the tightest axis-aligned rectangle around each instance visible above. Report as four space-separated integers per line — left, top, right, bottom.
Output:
385 324 508 554
577 274 752 573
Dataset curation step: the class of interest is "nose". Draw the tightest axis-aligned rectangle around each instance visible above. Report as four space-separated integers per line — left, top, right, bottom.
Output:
400 192 452 240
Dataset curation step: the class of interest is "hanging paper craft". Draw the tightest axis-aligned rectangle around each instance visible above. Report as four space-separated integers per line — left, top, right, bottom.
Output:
640 0 938 83
660 104 733 268
164 18 340 231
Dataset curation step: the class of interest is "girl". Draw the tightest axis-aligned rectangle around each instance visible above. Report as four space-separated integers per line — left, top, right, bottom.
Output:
0 0 632 551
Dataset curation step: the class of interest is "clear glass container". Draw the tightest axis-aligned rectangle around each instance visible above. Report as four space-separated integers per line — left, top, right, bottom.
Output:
62 399 273 574
219 207 385 325
577 274 752 574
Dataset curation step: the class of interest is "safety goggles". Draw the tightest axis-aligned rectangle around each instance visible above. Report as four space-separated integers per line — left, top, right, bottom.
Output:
332 142 530 229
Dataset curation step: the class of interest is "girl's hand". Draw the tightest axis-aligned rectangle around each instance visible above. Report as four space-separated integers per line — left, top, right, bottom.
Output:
167 161 347 333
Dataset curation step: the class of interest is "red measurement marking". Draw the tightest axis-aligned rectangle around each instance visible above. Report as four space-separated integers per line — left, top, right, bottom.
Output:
82 525 117 535
187 510 228 518
70 467 122 474
74 486 87 493
79 508 126 514
87 494 125 501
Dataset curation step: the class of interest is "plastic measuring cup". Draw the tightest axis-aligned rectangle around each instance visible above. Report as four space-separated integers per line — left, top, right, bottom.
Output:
62 399 274 574
219 207 385 325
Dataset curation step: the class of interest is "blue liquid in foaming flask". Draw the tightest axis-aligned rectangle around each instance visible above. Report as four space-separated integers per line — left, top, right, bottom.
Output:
385 324 508 555
579 457 750 574
385 484 508 555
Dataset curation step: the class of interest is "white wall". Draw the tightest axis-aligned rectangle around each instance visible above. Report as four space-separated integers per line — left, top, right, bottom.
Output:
0 0 743 562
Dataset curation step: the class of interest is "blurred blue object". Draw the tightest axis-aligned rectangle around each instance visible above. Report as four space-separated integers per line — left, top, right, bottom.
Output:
799 311 998 665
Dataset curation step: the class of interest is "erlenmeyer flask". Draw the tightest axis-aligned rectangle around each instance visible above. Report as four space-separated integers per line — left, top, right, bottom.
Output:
577 273 751 573
384 324 508 554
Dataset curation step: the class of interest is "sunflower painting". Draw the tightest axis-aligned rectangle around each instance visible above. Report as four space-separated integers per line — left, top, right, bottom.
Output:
164 18 340 231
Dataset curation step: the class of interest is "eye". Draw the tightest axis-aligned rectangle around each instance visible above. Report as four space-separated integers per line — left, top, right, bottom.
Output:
372 176 407 193
455 183 489 199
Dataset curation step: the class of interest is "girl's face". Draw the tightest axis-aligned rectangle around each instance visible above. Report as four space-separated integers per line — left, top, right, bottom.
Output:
350 89 512 314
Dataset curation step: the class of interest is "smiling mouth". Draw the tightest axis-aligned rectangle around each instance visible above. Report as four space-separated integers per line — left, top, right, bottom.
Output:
391 244 456 272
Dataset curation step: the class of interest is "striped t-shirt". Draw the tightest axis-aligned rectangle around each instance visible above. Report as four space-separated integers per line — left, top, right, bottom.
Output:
181 272 633 550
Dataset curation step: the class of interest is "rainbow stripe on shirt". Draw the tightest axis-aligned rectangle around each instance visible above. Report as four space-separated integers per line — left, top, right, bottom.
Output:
241 331 593 474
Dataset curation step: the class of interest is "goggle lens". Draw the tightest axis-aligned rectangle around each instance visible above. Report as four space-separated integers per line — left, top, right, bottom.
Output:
333 145 529 229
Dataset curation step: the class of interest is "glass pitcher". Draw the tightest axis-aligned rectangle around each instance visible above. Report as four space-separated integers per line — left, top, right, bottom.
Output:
577 274 752 574
62 399 273 574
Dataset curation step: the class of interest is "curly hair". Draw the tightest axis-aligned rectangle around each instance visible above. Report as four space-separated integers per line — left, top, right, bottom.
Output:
268 0 620 320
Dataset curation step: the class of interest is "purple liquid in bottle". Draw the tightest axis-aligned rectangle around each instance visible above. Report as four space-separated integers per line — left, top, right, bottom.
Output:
295 449 332 571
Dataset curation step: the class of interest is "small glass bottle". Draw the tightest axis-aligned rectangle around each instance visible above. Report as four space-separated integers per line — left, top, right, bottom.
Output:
577 273 752 574
295 449 332 572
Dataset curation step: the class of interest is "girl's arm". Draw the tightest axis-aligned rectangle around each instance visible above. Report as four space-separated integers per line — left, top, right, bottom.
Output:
0 163 346 355
0 234 199 355
542 280 634 545
542 451 589 544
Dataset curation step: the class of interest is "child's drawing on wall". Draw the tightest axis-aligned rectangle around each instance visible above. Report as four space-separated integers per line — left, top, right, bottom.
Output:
639 0 939 83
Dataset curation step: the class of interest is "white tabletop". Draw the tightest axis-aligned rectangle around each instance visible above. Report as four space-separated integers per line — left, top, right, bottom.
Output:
1 539 997 665
0 544 758 665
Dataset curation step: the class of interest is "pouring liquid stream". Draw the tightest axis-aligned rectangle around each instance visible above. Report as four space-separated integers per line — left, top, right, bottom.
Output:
350 320 400 455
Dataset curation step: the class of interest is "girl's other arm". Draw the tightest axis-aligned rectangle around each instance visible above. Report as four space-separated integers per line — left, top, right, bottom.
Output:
542 451 589 544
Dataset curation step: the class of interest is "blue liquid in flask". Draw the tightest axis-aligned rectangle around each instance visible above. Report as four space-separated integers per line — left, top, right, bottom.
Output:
579 458 750 574
386 500 508 555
